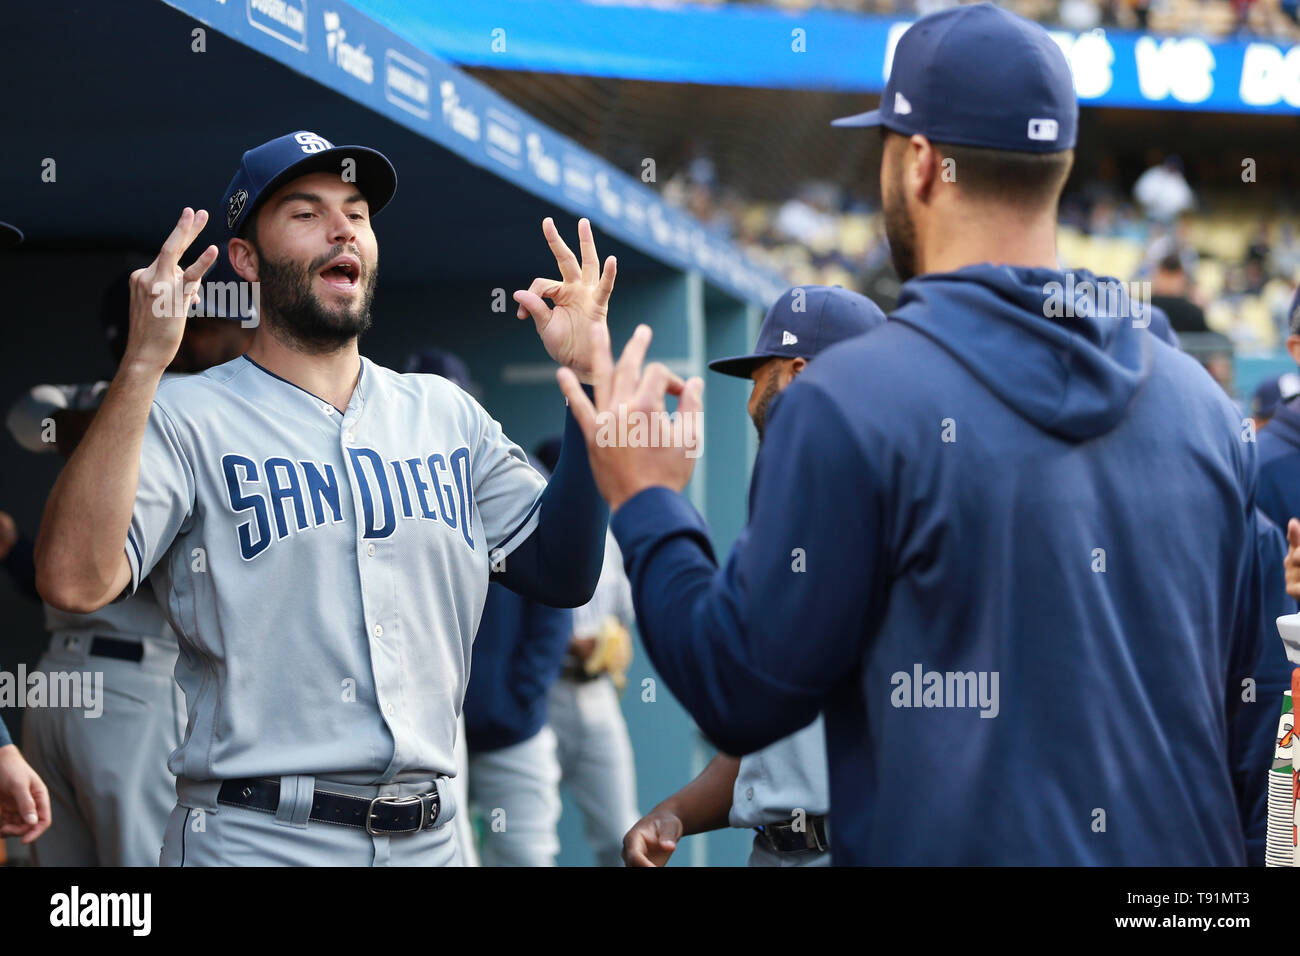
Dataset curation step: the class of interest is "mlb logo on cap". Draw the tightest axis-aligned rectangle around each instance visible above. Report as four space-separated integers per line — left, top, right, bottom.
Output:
1027 118 1059 142
830 3 1078 154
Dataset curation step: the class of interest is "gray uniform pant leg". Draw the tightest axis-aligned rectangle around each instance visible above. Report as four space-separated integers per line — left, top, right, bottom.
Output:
160 775 462 866
450 712 479 866
548 676 639 867
467 725 562 867
23 634 183 867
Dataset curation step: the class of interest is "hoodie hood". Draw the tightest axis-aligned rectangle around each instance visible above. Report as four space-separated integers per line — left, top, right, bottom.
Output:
891 264 1152 442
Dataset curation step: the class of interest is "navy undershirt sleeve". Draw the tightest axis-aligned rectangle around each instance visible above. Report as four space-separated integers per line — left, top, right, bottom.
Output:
492 386 608 607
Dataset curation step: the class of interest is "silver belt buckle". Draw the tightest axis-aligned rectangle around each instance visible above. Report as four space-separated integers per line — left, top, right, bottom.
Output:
366 794 426 835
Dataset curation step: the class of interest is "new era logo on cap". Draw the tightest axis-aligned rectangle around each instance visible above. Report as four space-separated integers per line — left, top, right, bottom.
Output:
1027 118 1059 142
782 330 798 345
894 92 913 115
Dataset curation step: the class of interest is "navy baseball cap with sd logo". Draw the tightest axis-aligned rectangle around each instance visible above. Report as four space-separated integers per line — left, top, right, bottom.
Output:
831 2 1078 153
220 131 398 237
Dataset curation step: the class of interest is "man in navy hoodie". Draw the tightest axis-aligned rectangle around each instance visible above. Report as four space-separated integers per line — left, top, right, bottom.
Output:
555 3 1269 864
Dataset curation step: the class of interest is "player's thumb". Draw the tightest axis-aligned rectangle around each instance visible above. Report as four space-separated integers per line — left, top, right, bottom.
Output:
1288 518 1300 552
11 783 37 825
656 814 683 850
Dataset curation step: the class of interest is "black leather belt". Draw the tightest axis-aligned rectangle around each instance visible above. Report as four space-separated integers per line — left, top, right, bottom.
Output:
756 815 830 853
560 662 603 683
90 635 145 663
217 778 441 835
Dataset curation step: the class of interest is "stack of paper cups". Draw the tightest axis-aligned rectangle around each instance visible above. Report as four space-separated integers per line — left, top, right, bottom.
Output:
1266 687 1296 867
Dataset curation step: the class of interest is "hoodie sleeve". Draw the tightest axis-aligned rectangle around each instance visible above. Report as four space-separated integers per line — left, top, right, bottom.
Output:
611 380 884 756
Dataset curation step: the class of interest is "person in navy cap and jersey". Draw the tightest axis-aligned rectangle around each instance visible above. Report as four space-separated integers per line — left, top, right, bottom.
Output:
557 3 1274 864
623 285 884 868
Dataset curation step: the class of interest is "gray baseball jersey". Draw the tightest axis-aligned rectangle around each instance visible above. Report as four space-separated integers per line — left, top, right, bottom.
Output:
125 354 548 785
729 715 829 829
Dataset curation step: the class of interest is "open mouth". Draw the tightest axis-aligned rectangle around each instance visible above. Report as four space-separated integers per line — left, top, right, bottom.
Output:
319 255 361 291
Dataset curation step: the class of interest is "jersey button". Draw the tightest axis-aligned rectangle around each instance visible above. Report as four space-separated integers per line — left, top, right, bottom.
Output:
343 430 355 443
372 624 384 638
366 543 376 557
385 703 395 717
745 787 754 801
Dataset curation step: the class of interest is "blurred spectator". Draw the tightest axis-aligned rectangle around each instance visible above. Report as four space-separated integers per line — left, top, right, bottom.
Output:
1060 0 1102 29
1134 155 1196 224
1150 254 1210 334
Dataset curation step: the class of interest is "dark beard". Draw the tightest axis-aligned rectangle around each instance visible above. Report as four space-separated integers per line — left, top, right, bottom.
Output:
882 163 918 283
256 246 377 353
751 372 783 444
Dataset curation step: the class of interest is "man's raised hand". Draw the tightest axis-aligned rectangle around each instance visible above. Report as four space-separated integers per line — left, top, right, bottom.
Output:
124 208 218 374
557 323 704 512
514 217 616 384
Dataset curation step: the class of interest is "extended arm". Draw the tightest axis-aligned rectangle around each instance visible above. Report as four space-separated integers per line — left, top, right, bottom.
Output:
610 383 879 756
34 209 216 612
622 753 740 867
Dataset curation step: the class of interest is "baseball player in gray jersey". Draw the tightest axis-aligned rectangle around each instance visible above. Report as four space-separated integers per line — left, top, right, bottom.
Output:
34 131 618 866
622 286 883 867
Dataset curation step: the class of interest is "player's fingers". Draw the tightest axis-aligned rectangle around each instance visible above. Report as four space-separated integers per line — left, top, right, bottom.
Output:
611 324 652 405
633 362 675 415
675 377 705 454
679 376 705 419
158 208 206 270
577 217 599 283
512 290 552 330
542 217 581 283
621 828 657 867
182 244 219 288
588 322 616 410
515 277 564 318
557 367 600 441
596 255 617 308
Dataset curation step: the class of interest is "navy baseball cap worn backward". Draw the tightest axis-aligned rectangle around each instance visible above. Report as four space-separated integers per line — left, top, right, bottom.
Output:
709 285 886 378
221 131 397 237
832 3 1078 154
